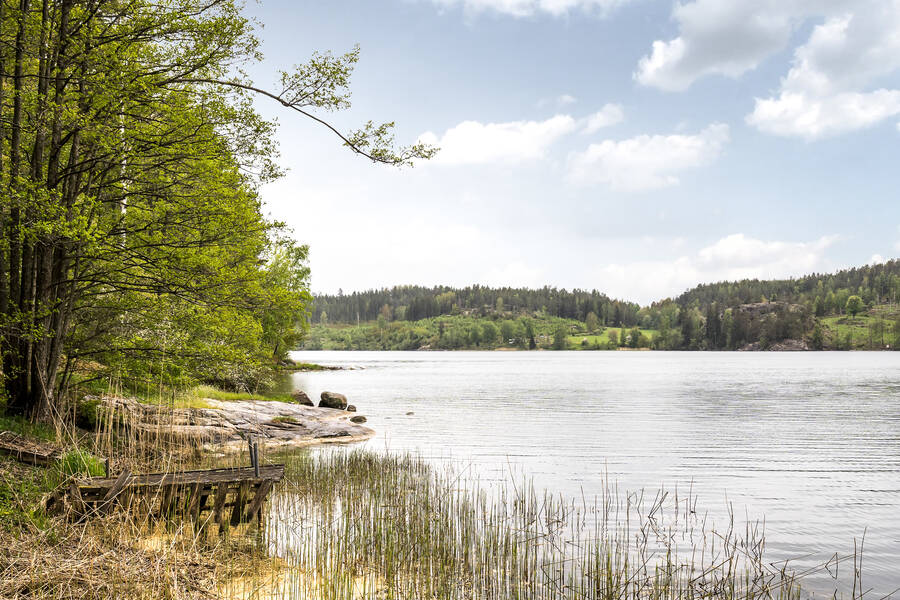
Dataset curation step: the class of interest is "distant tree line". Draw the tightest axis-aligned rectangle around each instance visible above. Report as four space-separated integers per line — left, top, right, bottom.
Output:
310 260 900 351
672 260 900 312
311 285 643 327
655 260 900 350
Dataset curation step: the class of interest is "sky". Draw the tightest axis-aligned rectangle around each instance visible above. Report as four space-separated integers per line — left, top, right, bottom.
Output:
242 0 900 304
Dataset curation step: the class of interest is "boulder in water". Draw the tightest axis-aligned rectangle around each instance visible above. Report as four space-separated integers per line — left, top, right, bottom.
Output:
319 391 348 410
350 415 367 424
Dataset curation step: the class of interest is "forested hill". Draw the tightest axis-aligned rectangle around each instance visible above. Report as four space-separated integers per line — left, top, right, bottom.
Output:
310 285 643 326
306 260 900 351
673 260 900 310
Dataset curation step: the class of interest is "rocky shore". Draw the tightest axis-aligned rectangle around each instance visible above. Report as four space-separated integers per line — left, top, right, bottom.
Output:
96 392 374 452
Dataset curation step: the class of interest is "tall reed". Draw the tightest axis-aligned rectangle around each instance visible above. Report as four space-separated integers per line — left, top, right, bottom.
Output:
259 449 824 600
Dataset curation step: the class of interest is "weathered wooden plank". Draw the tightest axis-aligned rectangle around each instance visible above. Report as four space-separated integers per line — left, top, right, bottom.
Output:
212 482 230 531
50 464 283 525
243 479 273 522
0 431 62 466
80 465 285 489
99 469 132 513
230 481 251 526
68 482 85 516
186 482 202 520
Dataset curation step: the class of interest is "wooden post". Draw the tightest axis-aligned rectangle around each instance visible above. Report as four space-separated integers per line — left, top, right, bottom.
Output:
68 481 85 517
187 482 203 521
244 479 273 523
213 483 230 534
230 481 251 526
248 436 259 478
158 483 175 520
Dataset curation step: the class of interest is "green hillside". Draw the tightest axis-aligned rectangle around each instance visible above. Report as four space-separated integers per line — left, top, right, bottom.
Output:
304 260 900 351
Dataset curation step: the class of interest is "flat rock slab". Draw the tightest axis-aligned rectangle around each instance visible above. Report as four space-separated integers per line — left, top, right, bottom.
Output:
97 396 374 451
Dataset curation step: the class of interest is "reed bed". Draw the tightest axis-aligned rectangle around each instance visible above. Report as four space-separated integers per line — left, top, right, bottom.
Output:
260 449 820 600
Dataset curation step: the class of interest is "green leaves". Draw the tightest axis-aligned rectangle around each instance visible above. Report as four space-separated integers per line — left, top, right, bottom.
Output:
0 0 437 414
346 119 439 167
277 46 359 111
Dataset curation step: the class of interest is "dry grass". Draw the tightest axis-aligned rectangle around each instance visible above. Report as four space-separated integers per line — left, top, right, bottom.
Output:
0 516 274 599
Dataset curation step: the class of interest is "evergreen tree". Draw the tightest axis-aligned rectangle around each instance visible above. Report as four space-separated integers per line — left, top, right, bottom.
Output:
552 325 569 350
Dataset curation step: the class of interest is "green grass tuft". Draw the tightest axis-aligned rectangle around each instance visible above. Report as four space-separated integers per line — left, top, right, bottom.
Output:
56 449 106 478
189 385 294 404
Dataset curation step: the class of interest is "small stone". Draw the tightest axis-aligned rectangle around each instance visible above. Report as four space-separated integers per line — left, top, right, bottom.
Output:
405 411 414 416
350 415 367 424
346 405 357 412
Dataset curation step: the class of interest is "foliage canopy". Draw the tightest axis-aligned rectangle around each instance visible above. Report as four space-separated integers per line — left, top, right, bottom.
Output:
0 0 433 417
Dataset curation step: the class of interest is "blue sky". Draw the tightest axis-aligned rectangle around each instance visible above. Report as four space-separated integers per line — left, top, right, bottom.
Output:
244 0 900 304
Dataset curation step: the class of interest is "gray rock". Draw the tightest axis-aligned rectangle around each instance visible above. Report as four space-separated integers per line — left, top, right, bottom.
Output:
350 415 367 424
319 391 348 410
292 390 314 406
95 395 373 451
346 404 357 412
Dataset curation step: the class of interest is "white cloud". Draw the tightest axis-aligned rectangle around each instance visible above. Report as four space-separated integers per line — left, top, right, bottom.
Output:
537 94 578 108
634 0 900 138
747 6 900 138
747 90 900 139
567 123 729 191
582 103 624 133
633 0 831 91
419 115 577 165
696 233 837 273
427 0 632 17
871 254 885 264
594 234 838 302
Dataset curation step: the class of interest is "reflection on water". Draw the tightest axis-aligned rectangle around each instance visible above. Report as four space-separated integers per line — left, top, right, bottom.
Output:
281 350 900 595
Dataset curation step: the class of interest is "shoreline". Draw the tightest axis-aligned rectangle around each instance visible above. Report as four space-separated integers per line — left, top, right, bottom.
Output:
99 395 375 452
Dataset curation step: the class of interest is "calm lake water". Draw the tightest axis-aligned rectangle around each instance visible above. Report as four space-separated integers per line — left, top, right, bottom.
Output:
284 350 900 596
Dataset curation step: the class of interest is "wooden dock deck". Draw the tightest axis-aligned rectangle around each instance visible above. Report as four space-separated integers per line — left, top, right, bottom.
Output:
45 464 285 528
0 430 61 466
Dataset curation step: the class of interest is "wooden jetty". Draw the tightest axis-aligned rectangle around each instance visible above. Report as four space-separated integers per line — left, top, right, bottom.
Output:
44 463 285 528
0 430 61 466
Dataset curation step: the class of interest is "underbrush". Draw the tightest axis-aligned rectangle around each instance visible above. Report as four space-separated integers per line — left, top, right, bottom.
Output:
0 414 56 441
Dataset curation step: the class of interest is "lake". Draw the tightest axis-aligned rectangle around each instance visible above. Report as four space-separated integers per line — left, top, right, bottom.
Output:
284 350 900 596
